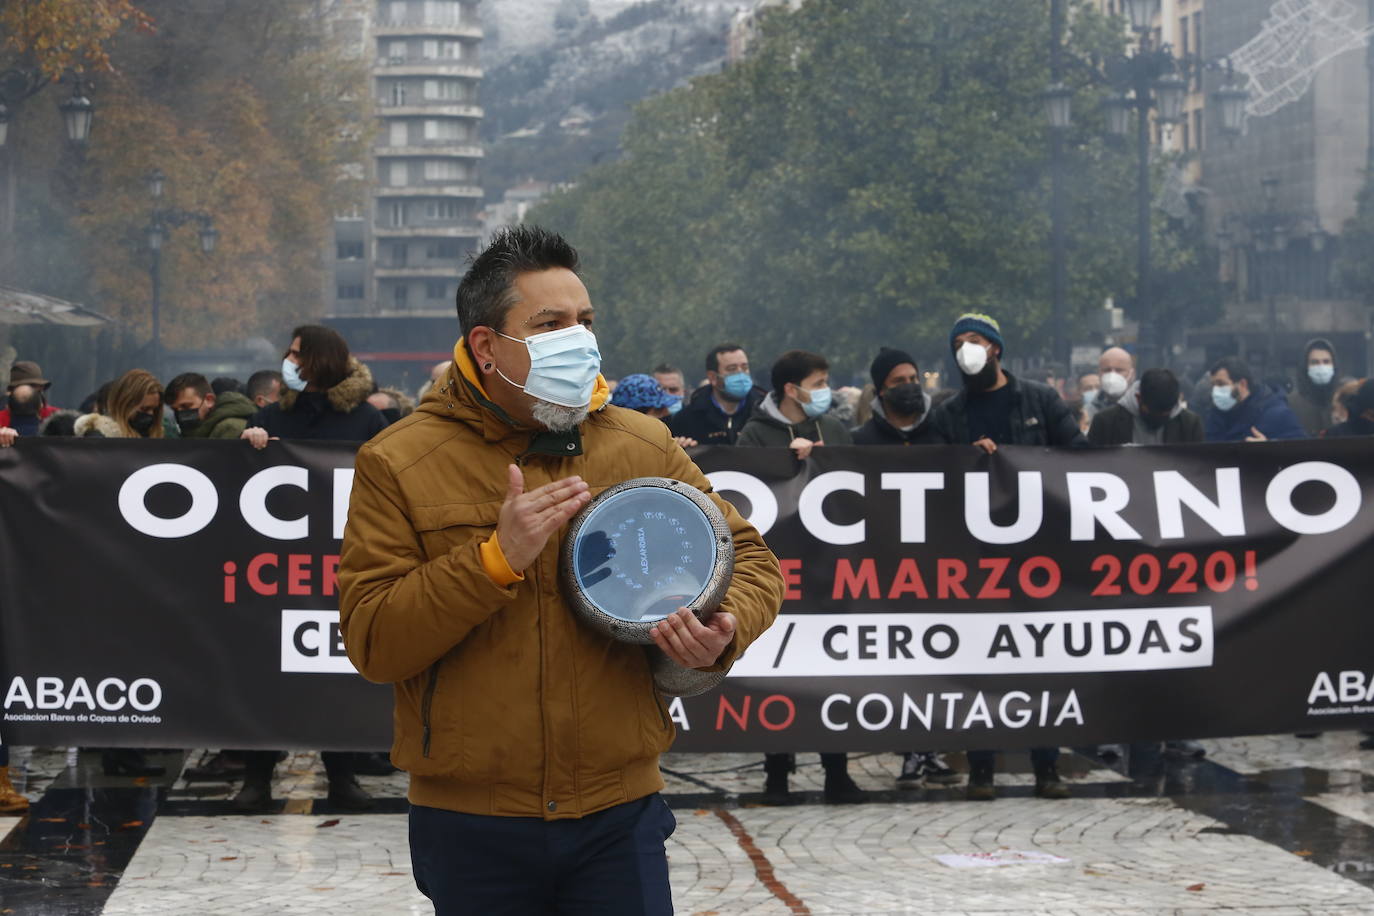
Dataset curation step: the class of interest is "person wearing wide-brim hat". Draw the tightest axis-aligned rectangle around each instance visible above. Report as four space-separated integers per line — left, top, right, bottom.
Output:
1 360 61 447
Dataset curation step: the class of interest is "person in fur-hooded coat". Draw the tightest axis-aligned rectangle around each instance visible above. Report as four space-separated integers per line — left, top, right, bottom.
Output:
245 326 387 443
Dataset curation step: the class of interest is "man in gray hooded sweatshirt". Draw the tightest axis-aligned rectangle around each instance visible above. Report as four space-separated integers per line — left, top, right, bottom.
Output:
1087 368 1203 447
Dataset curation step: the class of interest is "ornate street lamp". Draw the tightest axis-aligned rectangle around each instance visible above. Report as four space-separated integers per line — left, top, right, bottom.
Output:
0 102 9 148
1213 79 1249 137
199 221 219 254
1153 74 1188 125
145 222 165 252
1043 83 1073 130
146 168 166 200
1121 0 1161 34
57 85 94 145
1104 92 1133 137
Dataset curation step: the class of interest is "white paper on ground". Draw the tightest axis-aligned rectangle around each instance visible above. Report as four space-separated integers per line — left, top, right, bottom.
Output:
935 850 1070 869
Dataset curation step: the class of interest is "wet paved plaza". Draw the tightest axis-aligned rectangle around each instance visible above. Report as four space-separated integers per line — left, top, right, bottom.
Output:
2 733 1374 914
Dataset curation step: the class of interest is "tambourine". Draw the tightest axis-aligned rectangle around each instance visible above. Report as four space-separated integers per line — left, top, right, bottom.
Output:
560 477 734 696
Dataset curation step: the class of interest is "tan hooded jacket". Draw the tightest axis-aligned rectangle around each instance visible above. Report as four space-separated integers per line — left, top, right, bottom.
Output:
338 340 784 819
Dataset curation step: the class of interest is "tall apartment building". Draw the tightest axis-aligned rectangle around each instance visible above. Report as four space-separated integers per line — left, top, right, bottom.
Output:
328 0 484 321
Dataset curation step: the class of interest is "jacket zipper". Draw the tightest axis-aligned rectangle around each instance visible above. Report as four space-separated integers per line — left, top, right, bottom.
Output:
420 660 441 758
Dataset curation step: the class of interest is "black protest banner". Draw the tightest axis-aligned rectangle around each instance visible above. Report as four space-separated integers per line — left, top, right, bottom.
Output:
2 437 1373 753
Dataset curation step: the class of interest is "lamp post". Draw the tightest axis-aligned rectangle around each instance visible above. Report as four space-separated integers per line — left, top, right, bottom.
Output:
0 70 96 273
142 168 219 377
1044 0 1071 370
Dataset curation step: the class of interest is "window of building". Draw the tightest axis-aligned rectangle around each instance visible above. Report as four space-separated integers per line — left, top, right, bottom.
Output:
389 161 409 187
422 39 461 59
390 121 408 147
388 40 407 62
1193 108 1204 152
387 2 406 25
427 240 462 259
390 202 407 226
337 284 364 300
423 119 468 142
393 285 409 308
425 1 461 26
389 82 406 106
423 159 464 181
423 79 466 101
390 243 408 267
1178 17 1188 56
424 200 461 221
426 281 448 299
336 241 364 260
1180 117 1190 151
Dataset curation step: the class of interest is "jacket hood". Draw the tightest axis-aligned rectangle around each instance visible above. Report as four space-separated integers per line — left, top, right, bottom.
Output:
280 358 374 414
74 413 125 438
38 409 82 436
1297 336 1340 400
206 391 256 423
871 389 933 431
755 391 796 429
1118 380 1184 419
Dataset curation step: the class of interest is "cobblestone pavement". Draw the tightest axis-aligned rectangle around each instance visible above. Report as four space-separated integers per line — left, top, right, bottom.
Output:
5 734 1374 914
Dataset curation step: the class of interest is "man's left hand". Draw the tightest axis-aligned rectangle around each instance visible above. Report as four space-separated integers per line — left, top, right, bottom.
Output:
1246 426 1268 442
650 607 736 669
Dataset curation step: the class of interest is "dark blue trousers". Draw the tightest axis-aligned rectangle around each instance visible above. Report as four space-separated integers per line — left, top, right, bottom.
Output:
409 794 676 915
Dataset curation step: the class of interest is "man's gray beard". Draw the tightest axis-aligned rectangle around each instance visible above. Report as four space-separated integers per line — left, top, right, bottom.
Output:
530 398 590 432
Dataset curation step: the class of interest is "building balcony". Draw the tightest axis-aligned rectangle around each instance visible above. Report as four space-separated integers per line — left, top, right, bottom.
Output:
374 144 484 159
375 61 483 80
374 265 463 278
376 102 483 119
374 20 482 40
374 184 483 199
373 223 483 238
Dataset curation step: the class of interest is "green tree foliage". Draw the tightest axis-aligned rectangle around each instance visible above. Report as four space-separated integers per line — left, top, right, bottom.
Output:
530 0 1199 378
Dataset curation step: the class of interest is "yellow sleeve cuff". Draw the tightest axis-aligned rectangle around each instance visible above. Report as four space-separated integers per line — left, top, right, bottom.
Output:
480 531 525 587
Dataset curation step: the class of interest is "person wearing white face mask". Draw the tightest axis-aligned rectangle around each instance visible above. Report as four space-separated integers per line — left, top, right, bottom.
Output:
1292 338 1348 436
928 312 1084 801
336 226 784 915
1204 356 1307 442
1088 347 1135 419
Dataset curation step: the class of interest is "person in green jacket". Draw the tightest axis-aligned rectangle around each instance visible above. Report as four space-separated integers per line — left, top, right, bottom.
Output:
165 372 257 439
735 349 853 455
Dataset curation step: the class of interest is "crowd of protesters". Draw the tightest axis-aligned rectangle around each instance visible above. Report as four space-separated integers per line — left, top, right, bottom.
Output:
3 299 1372 816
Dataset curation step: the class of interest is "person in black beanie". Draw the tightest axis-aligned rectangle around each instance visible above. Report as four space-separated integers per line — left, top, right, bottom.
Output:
852 348 941 446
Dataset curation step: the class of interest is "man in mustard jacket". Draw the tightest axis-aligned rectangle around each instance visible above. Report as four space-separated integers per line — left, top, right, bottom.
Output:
338 226 784 915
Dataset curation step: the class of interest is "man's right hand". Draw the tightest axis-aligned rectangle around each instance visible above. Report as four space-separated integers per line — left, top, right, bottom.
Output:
496 464 591 572
972 437 998 455
0 427 16 448
241 427 271 450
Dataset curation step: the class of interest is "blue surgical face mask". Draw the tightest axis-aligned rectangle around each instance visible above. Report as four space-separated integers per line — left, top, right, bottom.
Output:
1212 385 1237 412
722 371 753 400
800 386 832 419
495 324 601 408
1308 364 1335 386
282 358 307 392
666 397 683 416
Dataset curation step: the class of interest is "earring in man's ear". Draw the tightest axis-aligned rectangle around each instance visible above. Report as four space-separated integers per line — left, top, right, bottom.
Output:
484 362 493 371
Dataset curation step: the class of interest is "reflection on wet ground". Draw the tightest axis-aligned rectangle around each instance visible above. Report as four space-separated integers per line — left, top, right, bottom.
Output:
1 735 1372 912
